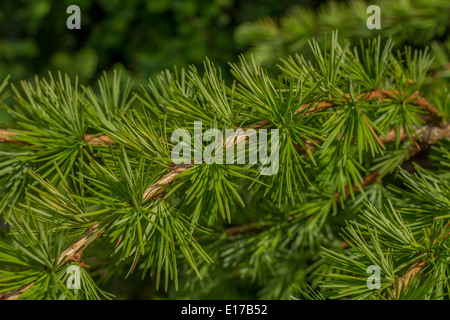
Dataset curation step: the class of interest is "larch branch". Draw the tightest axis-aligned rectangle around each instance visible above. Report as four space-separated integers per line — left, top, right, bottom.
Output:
0 89 446 299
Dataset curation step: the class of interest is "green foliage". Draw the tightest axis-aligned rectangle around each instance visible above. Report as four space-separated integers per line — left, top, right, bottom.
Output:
0 30 449 300
236 0 450 78
0 0 300 84
321 167 450 299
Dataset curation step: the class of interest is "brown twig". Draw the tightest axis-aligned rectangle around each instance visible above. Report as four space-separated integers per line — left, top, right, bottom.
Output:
57 223 103 266
335 170 381 201
295 88 441 122
391 224 450 298
225 221 266 237
142 164 194 202
391 259 427 299
0 282 36 300
0 130 116 146
83 134 115 146
0 129 30 145
0 223 108 300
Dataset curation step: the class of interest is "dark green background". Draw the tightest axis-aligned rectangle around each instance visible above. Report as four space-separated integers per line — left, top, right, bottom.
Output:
0 0 324 84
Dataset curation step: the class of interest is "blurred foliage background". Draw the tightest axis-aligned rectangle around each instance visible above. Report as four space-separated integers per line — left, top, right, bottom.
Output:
2 0 447 88
236 0 450 67
0 0 319 84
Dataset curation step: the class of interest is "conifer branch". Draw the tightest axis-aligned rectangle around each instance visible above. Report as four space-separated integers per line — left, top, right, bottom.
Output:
142 164 194 201
83 134 115 146
1 32 449 299
0 130 115 146
391 225 450 298
57 224 104 266
0 221 111 300
295 89 441 118
140 90 445 200
391 258 427 298
223 123 450 237
0 89 441 145
1 93 446 247
0 282 36 300
223 171 383 238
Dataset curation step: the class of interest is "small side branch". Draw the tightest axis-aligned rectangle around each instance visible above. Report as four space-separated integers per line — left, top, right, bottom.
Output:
391 259 427 299
0 129 29 144
0 282 36 300
391 226 450 298
0 130 115 146
0 223 106 300
0 90 446 299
